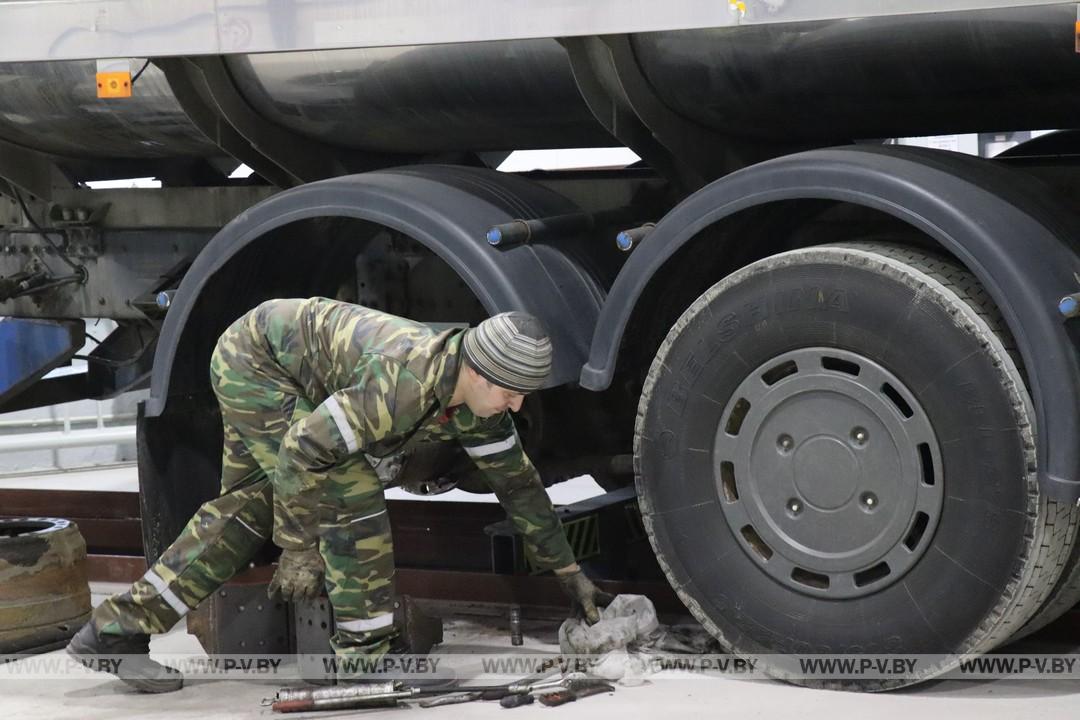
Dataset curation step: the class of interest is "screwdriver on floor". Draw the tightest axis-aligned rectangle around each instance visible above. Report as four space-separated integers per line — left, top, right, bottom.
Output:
537 682 615 707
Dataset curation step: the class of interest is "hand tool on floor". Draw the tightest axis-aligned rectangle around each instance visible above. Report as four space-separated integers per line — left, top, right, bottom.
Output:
415 672 577 708
269 682 421 712
272 682 522 713
496 677 615 710
500 693 535 708
419 691 487 708
537 682 615 707
269 669 592 712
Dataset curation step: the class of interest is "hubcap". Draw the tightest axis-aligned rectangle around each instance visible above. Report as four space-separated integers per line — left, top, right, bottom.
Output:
714 348 943 598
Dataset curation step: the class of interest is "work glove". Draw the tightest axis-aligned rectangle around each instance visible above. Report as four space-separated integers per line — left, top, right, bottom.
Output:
268 546 325 603
556 570 615 625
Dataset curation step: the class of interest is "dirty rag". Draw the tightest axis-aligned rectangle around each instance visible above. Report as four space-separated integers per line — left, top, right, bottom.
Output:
558 594 719 685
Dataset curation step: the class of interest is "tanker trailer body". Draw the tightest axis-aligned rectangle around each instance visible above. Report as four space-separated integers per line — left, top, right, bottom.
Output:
2 1 1080 689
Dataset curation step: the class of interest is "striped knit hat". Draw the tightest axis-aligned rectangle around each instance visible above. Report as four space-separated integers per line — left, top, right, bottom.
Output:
462 312 552 393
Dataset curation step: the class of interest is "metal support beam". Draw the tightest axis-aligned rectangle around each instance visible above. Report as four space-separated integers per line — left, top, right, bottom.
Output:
0 373 89 413
561 36 699 194
189 56 351 184
563 35 801 191
194 56 412 181
85 321 157 399
157 57 301 188
49 186 278 229
162 56 410 185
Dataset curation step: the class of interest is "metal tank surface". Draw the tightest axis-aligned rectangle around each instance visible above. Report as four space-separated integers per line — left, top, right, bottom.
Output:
225 40 613 154
0 39 612 162
0 5 1076 162
0 61 215 159
634 4 1080 142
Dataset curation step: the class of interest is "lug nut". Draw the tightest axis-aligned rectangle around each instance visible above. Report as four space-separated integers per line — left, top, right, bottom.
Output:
851 427 868 446
787 498 803 516
778 434 794 453
860 492 878 510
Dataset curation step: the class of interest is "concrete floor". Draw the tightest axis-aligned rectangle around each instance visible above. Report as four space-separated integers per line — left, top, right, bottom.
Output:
4 466 1080 717
3 582 1079 719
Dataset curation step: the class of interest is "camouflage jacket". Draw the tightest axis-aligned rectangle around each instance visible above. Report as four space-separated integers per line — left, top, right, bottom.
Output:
232 297 576 571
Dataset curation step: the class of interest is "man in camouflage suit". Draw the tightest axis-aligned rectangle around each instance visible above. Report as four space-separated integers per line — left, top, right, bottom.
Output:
67 298 611 692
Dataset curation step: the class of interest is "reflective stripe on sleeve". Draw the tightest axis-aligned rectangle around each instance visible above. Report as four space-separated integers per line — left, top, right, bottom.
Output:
463 435 517 458
348 508 388 525
237 517 265 538
324 395 359 453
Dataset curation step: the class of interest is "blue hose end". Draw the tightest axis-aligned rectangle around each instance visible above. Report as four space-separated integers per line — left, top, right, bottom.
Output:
486 228 503 246
156 291 172 309
1059 295 1078 318
616 232 634 252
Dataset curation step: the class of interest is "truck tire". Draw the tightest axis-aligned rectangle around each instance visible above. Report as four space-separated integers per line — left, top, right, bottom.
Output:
1013 536 1080 639
635 243 1077 690
0 518 92 654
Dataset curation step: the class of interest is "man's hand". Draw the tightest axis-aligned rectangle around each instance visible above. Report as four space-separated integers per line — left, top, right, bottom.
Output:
268 547 325 603
555 568 615 624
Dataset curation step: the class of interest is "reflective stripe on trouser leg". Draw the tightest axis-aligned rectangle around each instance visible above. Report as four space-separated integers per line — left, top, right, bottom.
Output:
93 431 275 636
92 353 292 637
320 458 397 658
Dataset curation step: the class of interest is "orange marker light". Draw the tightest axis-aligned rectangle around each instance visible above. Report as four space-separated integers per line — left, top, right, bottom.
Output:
96 71 132 98
1075 21 1080 53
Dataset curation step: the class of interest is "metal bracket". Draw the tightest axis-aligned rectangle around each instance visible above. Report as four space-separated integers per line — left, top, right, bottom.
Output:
2 227 100 265
562 34 798 192
160 55 417 185
561 35 694 193
156 57 300 188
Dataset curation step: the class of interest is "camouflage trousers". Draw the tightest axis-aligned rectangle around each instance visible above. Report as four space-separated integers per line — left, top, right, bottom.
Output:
91 336 398 658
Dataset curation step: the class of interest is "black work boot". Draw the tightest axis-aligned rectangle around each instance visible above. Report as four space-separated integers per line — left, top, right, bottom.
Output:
65 622 184 693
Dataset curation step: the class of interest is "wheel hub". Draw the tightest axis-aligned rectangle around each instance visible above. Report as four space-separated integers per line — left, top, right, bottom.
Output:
792 435 859 510
714 348 943 599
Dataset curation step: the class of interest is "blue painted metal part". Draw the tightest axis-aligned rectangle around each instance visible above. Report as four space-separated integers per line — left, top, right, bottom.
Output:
0 318 83 404
156 290 175 310
1059 294 1080 318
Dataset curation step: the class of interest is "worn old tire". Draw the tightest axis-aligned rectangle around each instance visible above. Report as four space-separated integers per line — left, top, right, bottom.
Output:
0 518 92 654
635 243 1077 690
